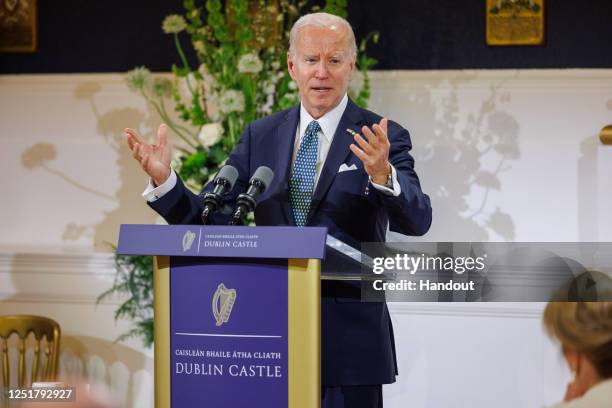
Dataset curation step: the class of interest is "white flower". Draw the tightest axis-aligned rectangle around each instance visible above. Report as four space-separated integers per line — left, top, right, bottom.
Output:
270 61 281 70
237 53 263 74
219 90 245 114
126 66 152 92
198 123 224 148
193 40 205 54
288 81 297 90
162 15 187 34
264 83 276 95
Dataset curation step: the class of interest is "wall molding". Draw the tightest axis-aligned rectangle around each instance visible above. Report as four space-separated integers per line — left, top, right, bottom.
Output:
0 251 115 275
388 302 544 319
0 251 120 305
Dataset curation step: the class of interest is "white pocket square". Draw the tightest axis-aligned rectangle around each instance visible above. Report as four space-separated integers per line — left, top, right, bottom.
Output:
338 163 357 173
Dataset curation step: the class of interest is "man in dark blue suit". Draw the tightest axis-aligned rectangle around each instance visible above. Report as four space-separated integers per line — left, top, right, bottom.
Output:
126 12 431 408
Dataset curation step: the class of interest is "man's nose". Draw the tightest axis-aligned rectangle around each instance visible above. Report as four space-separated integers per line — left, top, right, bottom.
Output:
314 60 329 78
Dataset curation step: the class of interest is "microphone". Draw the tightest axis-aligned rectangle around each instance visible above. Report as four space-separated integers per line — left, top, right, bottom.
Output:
229 166 274 225
201 165 239 224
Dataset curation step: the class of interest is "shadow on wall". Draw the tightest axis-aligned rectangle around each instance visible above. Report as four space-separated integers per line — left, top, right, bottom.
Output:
19 80 163 251
387 73 520 242
60 335 153 407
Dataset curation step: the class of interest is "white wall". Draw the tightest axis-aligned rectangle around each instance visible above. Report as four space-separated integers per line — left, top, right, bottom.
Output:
1 70 611 407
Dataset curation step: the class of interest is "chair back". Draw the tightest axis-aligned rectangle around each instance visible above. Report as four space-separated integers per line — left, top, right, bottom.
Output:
0 315 61 388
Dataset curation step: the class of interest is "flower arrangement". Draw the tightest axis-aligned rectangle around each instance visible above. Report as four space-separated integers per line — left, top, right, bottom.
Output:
110 0 378 347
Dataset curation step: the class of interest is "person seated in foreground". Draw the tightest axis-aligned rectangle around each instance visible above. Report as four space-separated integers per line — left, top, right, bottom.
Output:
544 301 612 407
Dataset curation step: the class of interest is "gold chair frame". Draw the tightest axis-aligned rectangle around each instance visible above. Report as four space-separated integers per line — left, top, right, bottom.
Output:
0 315 61 388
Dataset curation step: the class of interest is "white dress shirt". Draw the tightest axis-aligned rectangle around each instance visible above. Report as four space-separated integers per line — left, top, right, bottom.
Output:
144 93 400 201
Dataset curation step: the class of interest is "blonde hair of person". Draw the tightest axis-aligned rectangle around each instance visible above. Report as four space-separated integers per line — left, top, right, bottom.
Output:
544 301 612 379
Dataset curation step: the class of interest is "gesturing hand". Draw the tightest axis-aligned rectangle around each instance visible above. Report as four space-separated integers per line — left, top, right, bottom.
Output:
349 117 391 185
125 124 172 186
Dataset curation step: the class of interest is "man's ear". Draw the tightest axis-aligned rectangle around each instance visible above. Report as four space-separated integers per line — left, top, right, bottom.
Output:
287 53 297 81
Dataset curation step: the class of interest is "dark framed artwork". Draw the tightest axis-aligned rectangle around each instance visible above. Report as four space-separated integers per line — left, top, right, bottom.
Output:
0 0 37 52
486 0 545 46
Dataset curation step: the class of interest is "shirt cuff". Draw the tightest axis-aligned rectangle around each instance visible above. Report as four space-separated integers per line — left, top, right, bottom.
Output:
142 169 177 202
370 164 401 197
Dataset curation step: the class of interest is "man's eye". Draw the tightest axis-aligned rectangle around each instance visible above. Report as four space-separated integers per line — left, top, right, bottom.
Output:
330 59 341 64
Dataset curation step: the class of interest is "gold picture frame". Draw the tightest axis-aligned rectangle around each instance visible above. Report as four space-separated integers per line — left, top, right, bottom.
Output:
486 0 544 46
0 0 37 52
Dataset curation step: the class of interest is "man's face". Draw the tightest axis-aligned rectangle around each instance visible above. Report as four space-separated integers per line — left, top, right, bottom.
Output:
287 25 355 119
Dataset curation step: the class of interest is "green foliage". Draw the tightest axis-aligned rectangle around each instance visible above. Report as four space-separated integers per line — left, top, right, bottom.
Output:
322 0 348 18
97 255 154 347
119 0 379 347
354 31 379 108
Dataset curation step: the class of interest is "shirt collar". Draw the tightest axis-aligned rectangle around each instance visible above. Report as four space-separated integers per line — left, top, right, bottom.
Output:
298 94 349 142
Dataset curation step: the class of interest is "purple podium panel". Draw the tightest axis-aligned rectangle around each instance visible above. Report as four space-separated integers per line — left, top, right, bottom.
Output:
170 257 288 407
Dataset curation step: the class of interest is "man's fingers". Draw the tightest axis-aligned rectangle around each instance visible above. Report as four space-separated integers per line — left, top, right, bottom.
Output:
361 125 379 147
158 124 168 147
354 134 374 155
125 128 144 145
142 153 150 172
372 124 388 143
372 121 390 148
379 118 388 135
132 143 143 162
349 144 368 163
126 133 135 150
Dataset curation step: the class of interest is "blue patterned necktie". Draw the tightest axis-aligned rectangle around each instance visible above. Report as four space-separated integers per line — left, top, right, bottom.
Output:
290 120 321 226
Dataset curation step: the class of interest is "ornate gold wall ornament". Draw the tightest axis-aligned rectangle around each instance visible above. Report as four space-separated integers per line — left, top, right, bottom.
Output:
486 0 544 46
0 0 36 52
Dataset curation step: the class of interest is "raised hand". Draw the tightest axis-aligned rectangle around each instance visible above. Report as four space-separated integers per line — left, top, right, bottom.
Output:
349 117 391 185
125 124 172 186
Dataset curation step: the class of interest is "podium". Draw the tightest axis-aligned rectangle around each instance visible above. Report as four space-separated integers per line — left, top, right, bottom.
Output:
117 224 327 408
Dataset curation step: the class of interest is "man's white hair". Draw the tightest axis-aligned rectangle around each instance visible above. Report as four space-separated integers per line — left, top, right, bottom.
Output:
288 12 357 60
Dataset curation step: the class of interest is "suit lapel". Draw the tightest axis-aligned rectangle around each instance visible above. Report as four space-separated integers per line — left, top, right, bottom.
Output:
307 99 363 223
275 106 300 225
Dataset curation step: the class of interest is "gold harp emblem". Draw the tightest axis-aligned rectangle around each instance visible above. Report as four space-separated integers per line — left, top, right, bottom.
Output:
212 283 237 326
